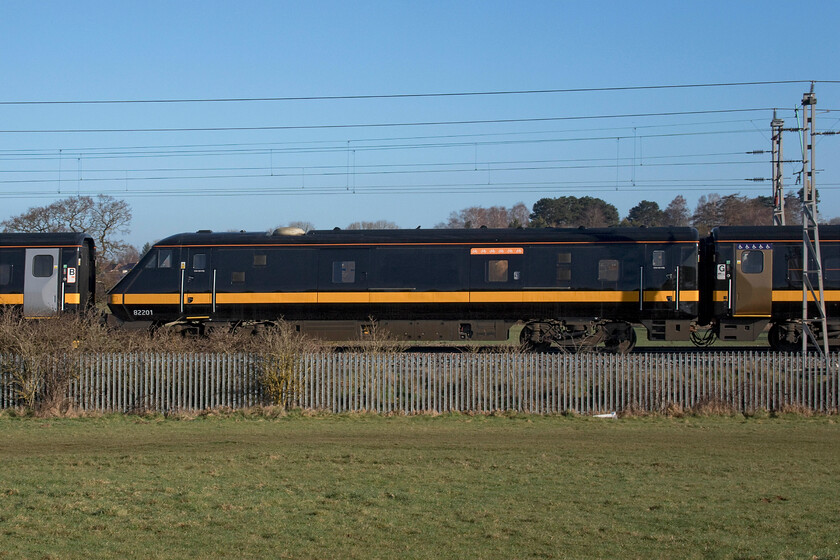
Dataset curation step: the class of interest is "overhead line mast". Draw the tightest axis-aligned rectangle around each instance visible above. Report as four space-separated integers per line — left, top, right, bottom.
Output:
799 85 829 356
771 110 785 226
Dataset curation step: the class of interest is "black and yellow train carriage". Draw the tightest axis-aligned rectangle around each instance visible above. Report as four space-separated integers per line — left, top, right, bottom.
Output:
108 227 700 352
0 233 96 317
700 225 840 351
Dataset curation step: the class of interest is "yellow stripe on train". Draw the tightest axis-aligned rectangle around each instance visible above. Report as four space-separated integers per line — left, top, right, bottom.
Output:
712 290 840 302
0 294 24 305
111 289 700 306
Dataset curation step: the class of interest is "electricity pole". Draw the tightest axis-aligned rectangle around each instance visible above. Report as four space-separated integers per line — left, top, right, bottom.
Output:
799 84 829 356
771 111 785 225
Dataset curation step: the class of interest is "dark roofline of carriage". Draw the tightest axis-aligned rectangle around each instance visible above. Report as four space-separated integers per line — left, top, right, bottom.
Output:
153 227 700 247
711 225 840 242
0 232 95 248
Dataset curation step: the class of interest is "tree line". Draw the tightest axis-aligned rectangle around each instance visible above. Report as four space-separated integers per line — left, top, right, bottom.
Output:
435 193 839 235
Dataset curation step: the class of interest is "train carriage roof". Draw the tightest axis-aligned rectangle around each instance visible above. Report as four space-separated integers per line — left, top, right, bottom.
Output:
0 232 95 248
711 225 840 243
153 227 700 247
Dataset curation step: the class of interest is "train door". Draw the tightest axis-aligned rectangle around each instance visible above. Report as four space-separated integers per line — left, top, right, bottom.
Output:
23 248 60 316
181 248 213 317
733 243 773 317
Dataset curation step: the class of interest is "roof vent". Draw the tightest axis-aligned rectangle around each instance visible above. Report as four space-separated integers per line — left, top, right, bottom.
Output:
272 227 306 236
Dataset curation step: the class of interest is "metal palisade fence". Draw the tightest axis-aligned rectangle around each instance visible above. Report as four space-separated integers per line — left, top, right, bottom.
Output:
1 352 839 414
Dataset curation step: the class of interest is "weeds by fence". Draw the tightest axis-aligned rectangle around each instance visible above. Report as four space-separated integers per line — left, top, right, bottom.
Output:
2 351 839 415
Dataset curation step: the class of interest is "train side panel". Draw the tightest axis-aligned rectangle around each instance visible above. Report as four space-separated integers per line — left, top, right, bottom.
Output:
0 233 96 316
108 228 698 346
703 226 840 346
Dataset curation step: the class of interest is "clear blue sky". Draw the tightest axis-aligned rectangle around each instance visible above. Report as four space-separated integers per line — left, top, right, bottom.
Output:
1 0 838 248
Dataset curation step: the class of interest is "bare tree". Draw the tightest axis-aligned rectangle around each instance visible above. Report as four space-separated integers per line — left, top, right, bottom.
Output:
691 194 722 236
437 203 530 229
1 195 132 264
508 203 531 228
346 220 400 230
286 221 316 232
663 196 690 226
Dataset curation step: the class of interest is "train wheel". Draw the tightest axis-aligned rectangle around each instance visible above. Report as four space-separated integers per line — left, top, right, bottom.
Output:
603 322 637 354
769 322 801 352
519 325 552 353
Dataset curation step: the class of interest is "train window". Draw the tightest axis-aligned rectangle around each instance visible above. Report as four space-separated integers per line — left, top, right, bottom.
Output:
598 259 619 282
231 271 245 283
192 253 206 271
556 268 571 282
160 250 173 269
0 264 10 286
652 250 665 269
741 251 764 274
253 254 267 267
787 255 802 285
556 253 571 284
146 249 174 269
332 261 356 284
487 259 509 283
33 255 54 278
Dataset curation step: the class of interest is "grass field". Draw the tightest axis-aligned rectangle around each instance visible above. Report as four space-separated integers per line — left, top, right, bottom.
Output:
1 412 838 559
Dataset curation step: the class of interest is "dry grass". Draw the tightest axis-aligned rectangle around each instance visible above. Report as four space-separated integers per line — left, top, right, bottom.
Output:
0 310 323 414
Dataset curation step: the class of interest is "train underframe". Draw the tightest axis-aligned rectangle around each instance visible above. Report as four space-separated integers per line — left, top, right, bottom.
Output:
766 320 840 352
140 316 700 355
707 316 840 352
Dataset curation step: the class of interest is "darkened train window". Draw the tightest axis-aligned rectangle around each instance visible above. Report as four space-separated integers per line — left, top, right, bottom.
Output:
741 251 764 274
192 253 206 271
652 250 665 269
787 255 802 285
333 261 356 283
556 252 571 283
486 259 509 283
253 254 267 267
145 249 173 269
598 259 619 282
231 271 245 283
33 255 54 278
0 264 11 286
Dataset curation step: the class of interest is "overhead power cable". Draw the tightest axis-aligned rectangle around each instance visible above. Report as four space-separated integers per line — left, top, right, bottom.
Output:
3 181 838 200
0 160 768 186
0 108 779 134
0 80 821 106
0 150 757 174
0 117 772 155
0 128 762 162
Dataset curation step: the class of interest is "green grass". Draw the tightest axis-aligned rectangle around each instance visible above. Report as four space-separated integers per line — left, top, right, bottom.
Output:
1 413 839 559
